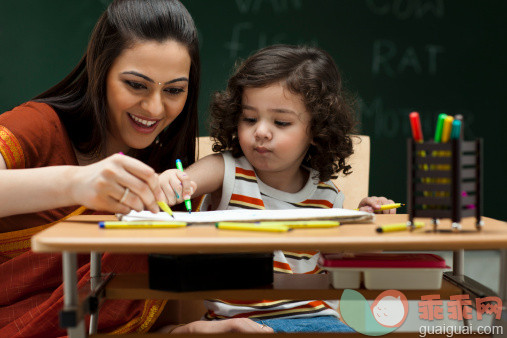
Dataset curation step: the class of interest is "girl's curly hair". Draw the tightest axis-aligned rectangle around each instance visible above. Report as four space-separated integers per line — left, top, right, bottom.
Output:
209 44 358 182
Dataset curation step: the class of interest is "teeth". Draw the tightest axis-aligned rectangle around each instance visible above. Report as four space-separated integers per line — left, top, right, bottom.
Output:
129 113 157 127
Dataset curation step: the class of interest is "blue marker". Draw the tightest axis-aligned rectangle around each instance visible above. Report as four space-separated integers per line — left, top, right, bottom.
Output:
176 159 192 213
450 119 462 140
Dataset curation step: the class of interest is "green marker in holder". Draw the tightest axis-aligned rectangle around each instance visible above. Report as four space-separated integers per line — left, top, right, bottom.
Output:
434 113 447 143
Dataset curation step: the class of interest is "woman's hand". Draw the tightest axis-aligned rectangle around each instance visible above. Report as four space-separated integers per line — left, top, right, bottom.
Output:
158 168 197 206
357 196 396 214
162 319 273 334
70 153 165 214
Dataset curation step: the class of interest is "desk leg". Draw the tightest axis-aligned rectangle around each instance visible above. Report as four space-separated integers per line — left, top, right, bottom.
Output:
89 252 102 335
452 250 471 327
63 252 86 338
492 249 506 338
498 250 506 301
453 249 465 278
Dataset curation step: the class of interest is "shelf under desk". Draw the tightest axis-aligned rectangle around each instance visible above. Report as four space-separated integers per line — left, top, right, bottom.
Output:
105 273 463 301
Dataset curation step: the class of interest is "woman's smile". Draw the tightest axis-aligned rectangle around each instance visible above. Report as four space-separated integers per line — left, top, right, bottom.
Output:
127 112 161 133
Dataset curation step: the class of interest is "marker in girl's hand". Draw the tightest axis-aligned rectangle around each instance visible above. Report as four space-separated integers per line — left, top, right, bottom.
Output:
376 203 405 212
176 159 192 213
355 203 405 212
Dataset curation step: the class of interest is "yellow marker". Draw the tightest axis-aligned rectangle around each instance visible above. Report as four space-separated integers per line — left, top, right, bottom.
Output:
216 222 290 232
377 203 405 211
355 203 405 212
99 221 187 229
258 221 340 228
157 201 174 218
441 115 454 143
376 221 425 233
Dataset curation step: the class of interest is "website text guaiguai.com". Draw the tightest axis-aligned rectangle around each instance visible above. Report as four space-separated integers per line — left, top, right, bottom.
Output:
419 324 503 337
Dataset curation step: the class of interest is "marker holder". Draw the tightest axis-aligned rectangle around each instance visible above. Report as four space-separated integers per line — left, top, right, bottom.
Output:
407 139 483 231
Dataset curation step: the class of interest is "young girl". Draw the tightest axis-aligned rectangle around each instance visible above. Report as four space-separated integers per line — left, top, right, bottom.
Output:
161 44 394 333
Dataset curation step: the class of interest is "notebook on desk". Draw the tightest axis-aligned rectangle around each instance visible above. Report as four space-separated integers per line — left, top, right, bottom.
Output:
120 208 374 224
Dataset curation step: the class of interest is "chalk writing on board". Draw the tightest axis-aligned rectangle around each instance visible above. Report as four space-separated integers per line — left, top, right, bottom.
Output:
359 96 475 139
365 0 444 20
235 0 303 14
225 22 253 58
224 21 317 59
372 39 444 76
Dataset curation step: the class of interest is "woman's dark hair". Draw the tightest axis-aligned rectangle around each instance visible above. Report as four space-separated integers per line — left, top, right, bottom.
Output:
34 0 200 172
209 44 357 182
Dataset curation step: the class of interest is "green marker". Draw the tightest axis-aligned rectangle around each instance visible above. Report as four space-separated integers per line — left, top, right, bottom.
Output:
176 159 192 213
434 113 447 143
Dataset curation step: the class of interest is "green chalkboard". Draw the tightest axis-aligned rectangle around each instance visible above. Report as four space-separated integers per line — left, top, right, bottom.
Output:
1 0 505 220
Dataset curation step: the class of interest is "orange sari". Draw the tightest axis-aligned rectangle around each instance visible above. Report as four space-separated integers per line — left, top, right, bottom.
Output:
0 102 166 337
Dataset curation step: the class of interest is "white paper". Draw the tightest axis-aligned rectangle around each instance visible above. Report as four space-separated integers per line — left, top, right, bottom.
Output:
121 208 373 224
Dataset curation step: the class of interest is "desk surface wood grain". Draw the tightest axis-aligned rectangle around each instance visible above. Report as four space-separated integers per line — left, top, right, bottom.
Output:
31 214 506 253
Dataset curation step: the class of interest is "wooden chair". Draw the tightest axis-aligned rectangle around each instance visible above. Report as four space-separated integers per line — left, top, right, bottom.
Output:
163 135 371 324
196 135 370 209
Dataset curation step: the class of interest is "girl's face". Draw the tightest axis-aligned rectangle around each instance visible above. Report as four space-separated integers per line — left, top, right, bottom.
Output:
106 39 191 153
238 82 313 176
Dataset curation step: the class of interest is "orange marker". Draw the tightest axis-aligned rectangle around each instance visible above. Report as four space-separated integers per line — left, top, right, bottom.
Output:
441 116 454 143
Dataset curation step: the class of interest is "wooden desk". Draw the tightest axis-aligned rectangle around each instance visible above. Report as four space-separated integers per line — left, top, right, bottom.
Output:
31 214 507 337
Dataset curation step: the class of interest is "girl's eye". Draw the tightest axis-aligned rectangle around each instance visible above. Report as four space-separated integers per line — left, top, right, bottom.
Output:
124 80 146 90
164 87 185 95
275 121 291 127
241 117 256 124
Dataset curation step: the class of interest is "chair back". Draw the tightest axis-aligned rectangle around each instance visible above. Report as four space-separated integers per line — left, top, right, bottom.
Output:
332 135 370 209
196 135 370 210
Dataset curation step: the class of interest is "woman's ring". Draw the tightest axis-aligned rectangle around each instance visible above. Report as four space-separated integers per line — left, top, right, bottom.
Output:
119 187 130 204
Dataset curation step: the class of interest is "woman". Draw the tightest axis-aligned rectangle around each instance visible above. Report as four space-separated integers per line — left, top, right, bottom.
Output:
0 0 200 335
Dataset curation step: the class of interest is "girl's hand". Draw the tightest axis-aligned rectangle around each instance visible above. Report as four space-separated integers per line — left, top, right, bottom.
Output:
70 153 165 214
166 318 274 334
158 168 197 206
357 196 396 214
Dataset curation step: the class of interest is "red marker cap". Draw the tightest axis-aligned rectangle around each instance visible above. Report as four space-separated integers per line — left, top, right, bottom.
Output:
409 112 423 142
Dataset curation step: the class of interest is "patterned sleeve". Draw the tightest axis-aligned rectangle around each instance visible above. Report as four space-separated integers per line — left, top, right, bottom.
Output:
0 124 25 169
0 102 70 169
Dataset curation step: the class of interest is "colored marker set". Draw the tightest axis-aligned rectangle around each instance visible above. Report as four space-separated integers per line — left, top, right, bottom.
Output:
406 112 483 231
409 111 462 144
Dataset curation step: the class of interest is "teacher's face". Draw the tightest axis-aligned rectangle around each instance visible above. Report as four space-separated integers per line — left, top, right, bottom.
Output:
106 39 191 152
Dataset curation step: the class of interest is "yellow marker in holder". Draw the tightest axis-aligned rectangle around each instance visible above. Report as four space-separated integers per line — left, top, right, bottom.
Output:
441 115 454 143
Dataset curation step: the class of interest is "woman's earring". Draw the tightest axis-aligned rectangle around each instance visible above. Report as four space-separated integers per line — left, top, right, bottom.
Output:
154 135 162 147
